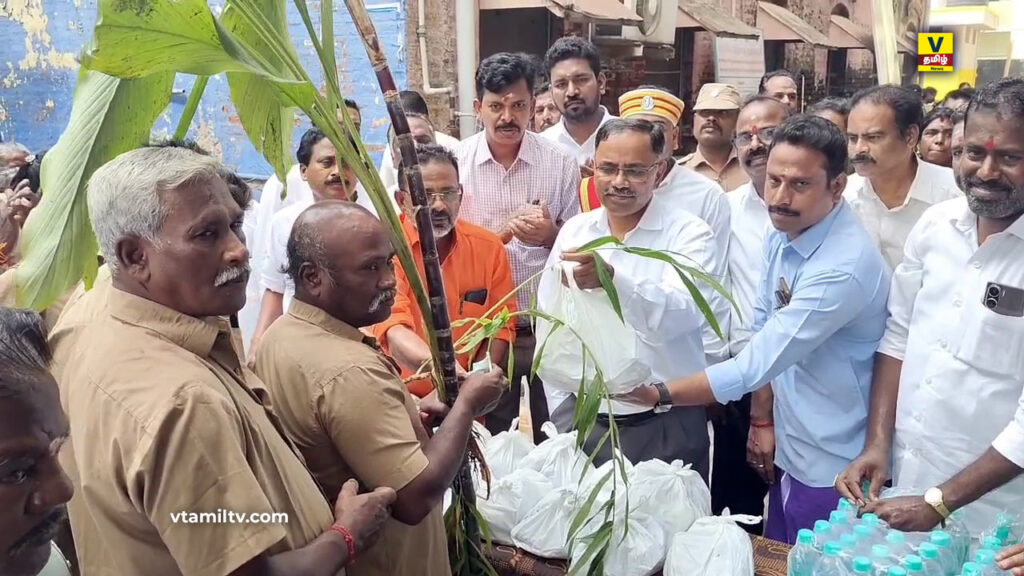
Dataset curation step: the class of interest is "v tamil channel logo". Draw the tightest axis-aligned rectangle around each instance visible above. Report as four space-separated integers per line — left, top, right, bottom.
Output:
918 33 954 72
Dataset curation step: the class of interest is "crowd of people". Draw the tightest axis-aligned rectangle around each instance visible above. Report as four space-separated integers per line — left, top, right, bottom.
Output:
1 32 1024 576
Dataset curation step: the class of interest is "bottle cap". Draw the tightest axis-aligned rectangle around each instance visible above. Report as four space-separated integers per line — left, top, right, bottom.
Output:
919 542 939 559
796 529 815 545
888 567 907 576
904 555 923 571
854 525 873 538
975 549 996 566
931 531 952 547
840 534 858 548
838 498 854 511
872 544 891 558
852 557 873 573
824 541 843 557
961 562 982 576
862 513 881 525
830 510 848 524
815 520 833 533
983 536 1003 550
886 531 906 544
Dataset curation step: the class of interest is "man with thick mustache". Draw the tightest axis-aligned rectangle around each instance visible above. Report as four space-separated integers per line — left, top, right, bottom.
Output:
374 145 516 400
540 36 614 167
836 78 1024 543
48 146 395 575
532 82 561 133
623 115 890 544
844 85 960 270
539 118 727 477
716 95 791 533
457 52 580 439
251 127 362 354
253 201 507 576
0 308 73 576
681 83 749 192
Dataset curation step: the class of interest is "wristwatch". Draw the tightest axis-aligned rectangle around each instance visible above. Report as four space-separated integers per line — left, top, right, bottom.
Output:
651 381 672 414
924 487 951 519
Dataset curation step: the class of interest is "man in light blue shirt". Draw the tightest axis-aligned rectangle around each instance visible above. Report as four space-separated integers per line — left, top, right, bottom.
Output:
624 115 890 544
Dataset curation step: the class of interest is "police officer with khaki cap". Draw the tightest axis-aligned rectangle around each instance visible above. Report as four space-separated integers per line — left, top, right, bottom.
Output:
680 83 749 192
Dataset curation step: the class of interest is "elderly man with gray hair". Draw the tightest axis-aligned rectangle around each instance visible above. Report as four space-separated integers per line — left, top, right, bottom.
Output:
48 145 394 576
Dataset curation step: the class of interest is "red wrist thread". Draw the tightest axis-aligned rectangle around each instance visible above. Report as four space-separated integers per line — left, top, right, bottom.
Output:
330 524 357 564
751 420 774 428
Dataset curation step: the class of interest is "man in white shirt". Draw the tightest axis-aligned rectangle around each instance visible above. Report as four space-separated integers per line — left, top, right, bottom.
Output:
845 85 961 270
540 36 615 168
457 52 581 440
539 118 728 477
378 90 460 191
616 85 731 364
836 78 1024 537
716 95 791 530
250 127 362 353
531 82 561 133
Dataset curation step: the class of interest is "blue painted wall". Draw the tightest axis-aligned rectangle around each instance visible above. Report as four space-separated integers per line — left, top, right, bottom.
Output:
0 0 407 179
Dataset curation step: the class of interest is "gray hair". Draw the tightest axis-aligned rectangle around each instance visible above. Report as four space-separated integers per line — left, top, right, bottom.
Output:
87 147 221 273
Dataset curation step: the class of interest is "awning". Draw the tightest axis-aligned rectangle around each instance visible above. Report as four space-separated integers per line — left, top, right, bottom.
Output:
757 2 834 47
479 0 642 25
676 0 761 39
829 15 872 50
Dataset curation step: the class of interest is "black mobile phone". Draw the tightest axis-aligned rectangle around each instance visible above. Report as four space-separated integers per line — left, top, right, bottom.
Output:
984 282 1024 317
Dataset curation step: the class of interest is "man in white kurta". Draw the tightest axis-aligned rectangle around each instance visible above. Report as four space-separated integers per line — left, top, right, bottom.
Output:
837 78 1024 536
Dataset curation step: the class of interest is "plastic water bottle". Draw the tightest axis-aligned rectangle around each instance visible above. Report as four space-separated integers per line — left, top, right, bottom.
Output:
816 521 836 548
851 557 874 575
886 531 914 557
840 533 861 564
835 498 858 523
974 549 1008 576
982 536 1003 553
947 511 972 564
931 532 959 576
872 545 896 576
919 543 947 576
889 568 908 576
852 525 878 557
960 562 982 576
814 542 853 576
904 554 926 576
862 513 889 538
790 529 822 576
831 511 853 536
994 512 1020 546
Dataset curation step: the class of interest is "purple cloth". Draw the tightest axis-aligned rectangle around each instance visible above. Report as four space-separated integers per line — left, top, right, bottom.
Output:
765 466 841 545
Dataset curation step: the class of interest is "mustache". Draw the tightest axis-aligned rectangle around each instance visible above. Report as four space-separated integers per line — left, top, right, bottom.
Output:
214 264 250 287
368 289 397 314
768 205 800 217
497 122 520 130
963 177 1014 196
9 507 66 559
744 150 767 164
851 154 875 164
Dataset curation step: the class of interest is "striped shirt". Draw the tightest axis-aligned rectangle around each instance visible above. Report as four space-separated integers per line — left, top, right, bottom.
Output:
456 130 581 316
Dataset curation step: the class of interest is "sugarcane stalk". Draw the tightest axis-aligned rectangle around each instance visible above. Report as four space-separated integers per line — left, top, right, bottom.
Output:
339 0 486 572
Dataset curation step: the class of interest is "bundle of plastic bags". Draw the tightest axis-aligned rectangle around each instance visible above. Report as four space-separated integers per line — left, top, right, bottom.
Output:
511 487 583 558
570 509 666 576
663 514 760 576
629 459 712 541
477 469 553 545
482 418 534 480
519 422 594 489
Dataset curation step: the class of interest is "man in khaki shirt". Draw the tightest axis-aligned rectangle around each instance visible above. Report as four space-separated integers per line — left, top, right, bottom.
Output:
49 146 394 576
680 83 749 192
254 201 506 576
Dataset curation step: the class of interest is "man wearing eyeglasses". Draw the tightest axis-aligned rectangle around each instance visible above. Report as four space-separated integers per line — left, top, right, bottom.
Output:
374 144 517 401
538 118 728 477
713 95 791 533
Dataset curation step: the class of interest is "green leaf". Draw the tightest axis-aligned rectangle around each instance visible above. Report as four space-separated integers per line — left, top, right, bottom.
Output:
568 471 613 542
592 252 623 323
172 75 208 141
574 235 623 253
15 70 174 309
221 0 297 182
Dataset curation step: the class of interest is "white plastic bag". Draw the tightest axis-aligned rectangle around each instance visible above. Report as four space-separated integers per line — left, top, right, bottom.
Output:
519 422 594 490
570 511 666 576
629 459 712 539
575 453 633 506
478 469 553 545
483 418 535 480
663 514 760 576
511 487 582 559
535 262 651 394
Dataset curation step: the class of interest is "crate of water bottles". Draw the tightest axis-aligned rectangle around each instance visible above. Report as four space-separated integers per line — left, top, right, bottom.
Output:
788 497 1023 576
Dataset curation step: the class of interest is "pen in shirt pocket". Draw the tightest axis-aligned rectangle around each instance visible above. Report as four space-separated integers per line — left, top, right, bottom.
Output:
775 276 792 308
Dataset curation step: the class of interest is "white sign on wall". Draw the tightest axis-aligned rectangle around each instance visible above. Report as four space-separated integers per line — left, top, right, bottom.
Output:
714 35 766 97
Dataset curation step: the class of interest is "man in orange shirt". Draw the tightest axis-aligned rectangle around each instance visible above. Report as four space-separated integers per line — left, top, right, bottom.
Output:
374 144 517 399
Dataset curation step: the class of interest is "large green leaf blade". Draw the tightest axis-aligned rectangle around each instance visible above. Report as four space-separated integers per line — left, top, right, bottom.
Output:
15 70 175 309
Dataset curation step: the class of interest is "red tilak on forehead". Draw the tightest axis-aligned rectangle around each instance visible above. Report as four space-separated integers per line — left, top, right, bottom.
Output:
985 138 996 151
751 125 761 135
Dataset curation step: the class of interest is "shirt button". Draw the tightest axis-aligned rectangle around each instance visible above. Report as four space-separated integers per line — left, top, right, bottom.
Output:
953 298 963 307
973 261 982 269
924 377 932 385
938 339 948 349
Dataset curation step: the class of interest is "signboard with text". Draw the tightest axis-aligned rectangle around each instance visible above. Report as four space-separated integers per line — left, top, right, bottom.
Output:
918 33 954 72
714 35 766 97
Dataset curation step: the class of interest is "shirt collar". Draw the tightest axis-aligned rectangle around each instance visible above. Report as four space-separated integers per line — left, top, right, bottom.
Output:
785 200 846 259
686 145 739 170
952 200 1024 241
587 195 666 235
288 298 376 346
906 158 952 204
738 181 767 209
474 130 540 167
554 106 612 143
401 213 463 249
107 287 224 358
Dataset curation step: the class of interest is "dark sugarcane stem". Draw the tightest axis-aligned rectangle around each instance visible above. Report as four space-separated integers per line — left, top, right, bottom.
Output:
341 0 484 567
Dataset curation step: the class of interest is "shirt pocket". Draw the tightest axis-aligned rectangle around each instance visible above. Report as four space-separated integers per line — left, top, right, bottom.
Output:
954 309 1024 377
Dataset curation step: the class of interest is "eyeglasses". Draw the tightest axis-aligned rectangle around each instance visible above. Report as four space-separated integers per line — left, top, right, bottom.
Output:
594 163 659 182
734 126 777 148
425 191 461 202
